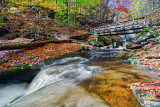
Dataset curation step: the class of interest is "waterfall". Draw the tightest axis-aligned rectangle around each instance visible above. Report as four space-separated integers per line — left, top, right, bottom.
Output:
26 57 105 95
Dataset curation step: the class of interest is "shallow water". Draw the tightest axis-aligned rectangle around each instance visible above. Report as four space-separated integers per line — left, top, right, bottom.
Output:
81 59 158 107
0 84 26 106
0 49 158 107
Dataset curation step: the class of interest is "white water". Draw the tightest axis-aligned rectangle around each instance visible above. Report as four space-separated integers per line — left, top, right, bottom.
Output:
1 49 122 107
26 57 106 95
0 84 26 107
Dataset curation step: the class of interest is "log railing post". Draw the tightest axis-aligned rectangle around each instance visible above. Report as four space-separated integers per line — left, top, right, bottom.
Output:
158 0 160 20
152 0 154 24
149 2 152 27
98 23 100 35
144 16 147 27
124 21 125 30
115 22 117 31
103 26 105 35
143 7 145 18
109 24 111 35
132 14 135 29
140 9 142 18
115 16 118 32
152 0 154 14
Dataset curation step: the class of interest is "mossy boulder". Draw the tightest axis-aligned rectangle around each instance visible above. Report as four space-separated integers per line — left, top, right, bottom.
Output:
101 36 111 45
88 40 104 47
0 23 9 37
135 32 155 44
48 9 56 19
126 43 142 49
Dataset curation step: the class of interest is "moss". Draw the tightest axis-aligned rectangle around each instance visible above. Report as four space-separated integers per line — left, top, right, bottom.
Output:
22 64 30 69
126 43 132 48
103 37 111 45
0 64 31 74
126 57 139 64
117 53 129 59
0 60 9 65
141 46 150 51
88 40 104 47
29 57 35 60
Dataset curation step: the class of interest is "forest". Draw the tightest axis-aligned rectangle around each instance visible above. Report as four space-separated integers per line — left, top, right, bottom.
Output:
0 0 160 107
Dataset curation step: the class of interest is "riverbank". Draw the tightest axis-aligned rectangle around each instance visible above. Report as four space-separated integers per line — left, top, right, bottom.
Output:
0 42 84 73
7 49 158 107
0 34 122 73
117 26 160 105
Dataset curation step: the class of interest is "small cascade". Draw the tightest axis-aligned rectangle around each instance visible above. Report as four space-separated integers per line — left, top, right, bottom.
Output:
26 57 105 95
3 49 123 107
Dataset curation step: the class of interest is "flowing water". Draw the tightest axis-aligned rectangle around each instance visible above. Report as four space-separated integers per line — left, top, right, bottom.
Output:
0 49 158 107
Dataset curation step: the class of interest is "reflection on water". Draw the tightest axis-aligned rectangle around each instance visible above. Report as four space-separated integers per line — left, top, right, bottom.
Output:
81 58 158 107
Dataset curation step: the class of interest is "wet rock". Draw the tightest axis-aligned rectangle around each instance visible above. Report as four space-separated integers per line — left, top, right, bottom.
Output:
48 9 56 19
100 36 111 46
130 44 142 49
141 42 149 46
146 56 160 59
0 68 39 84
10 81 109 107
126 43 142 49
88 40 104 47
0 29 10 37
135 32 154 44
126 34 137 42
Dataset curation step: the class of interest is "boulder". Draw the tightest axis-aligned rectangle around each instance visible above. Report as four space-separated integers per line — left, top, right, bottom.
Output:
100 36 111 46
126 34 137 42
48 9 56 19
88 40 104 47
141 42 149 46
126 42 142 49
129 44 142 49
135 32 154 44
0 29 9 37
10 81 109 107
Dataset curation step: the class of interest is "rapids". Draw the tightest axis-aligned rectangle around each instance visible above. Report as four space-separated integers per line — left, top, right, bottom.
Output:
0 49 158 107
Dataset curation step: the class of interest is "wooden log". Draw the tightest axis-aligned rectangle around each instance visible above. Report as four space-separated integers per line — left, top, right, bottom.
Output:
146 56 160 59
0 39 72 51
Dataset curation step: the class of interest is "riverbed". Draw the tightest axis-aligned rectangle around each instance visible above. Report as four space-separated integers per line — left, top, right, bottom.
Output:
0 49 158 107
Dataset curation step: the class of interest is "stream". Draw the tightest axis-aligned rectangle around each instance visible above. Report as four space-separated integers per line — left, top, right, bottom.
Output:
0 49 158 107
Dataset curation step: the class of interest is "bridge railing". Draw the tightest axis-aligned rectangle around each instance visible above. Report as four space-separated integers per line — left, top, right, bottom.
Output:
91 0 160 35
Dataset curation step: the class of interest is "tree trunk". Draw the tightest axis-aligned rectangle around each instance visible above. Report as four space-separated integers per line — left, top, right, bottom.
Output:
0 40 72 51
102 0 109 21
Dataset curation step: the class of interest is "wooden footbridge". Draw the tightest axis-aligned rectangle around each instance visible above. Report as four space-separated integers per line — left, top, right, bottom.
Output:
91 0 160 36
91 16 159 36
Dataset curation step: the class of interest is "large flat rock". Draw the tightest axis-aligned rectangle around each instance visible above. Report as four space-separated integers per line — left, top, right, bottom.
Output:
10 81 109 107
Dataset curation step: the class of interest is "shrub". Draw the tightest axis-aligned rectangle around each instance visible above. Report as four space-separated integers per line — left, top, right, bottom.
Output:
141 46 150 51
126 43 132 48
104 37 111 44
89 33 98 41
150 30 159 37
126 57 138 64
142 27 151 32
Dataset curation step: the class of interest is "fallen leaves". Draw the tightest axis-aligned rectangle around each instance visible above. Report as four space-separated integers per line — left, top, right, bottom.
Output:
0 43 83 71
131 81 160 101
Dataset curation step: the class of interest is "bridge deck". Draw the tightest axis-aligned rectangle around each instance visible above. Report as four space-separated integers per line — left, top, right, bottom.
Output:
91 9 160 36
